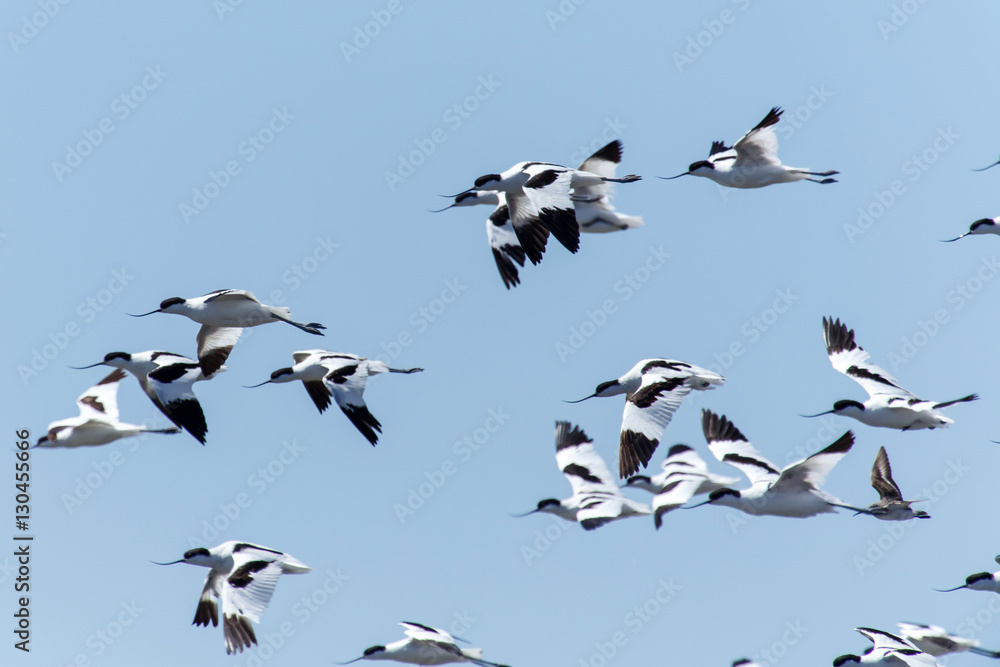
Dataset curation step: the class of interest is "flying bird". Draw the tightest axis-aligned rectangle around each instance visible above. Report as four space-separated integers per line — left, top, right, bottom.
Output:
512 421 650 530
803 317 977 430
247 350 423 446
72 351 222 444
569 140 645 233
152 541 310 655
450 159 640 261
941 217 1000 242
687 410 863 518
35 369 180 448
434 142 643 289
661 107 838 188
897 622 1000 658
337 622 508 667
855 447 929 520
834 627 941 667
936 556 1000 594
568 359 725 478
130 289 326 375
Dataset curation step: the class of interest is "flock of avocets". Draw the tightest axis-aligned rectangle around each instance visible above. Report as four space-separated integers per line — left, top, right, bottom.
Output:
37 107 1000 661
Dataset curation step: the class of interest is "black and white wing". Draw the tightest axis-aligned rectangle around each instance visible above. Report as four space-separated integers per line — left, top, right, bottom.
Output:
147 360 209 444
661 443 740 488
522 164 580 254
220 558 284 654
652 473 707 529
732 107 783 170
771 431 854 493
660 444 710 476
554 421 646 530
323 360 380 445
196 325 241 376
618 371 695 479
400 622 455 643
192 570 223 635
701 410 780 488
857 627 941 667
503 191 549 266
76 369 126 422
555 421 617 495
203 288 261 305
574 140 621 199
824 317 915 400
485 196 526 289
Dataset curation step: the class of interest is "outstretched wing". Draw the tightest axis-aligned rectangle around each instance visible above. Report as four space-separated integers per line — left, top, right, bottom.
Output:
76 369 126 421
485 198 526 289
323 360 381 445
702 410 780 488
220 559 283 654
870 446 903 502
522 164 580 254
824 317 915 399
147 361 209 444
196 325 241 377
619 373 693 479
733 107 783 169
772 431 854 493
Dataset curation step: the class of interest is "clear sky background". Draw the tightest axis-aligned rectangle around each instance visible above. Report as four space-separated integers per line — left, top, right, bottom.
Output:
4 1 1000 666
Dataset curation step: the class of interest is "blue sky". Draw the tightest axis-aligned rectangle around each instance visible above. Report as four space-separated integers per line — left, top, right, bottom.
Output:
5 1 1000 665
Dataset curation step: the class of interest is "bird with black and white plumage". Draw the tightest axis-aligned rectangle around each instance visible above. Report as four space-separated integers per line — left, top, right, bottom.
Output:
129 289 326 375
854 446 929 521
941 216 1000 242
620 444 740 529
512 421 650 530
71 350 222 444
834 627 942 667
661 107 838 188
246 350 423 446
336 622 509 667
433 142 643 289
568 140 645 233
802 317 978 430
449 158 641 262
897 622 1000 658
35 369 180 448
935 556 1000 594
686 409 864 518
151 541 310 655
566 359 725 478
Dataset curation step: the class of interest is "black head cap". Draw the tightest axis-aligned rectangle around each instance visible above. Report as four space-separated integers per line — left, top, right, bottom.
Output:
667 444 693 456
455 192 478 204
627 475 652 485
688 160 714 172
104 351 131 362
183 547 211 559
363 646 386 656
833 399 866 412
537 498 561 509
270 367 294 380
474 173 501 188
159 297 185 309
833 655 860 667
595 380 618 394
968 572 994 585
